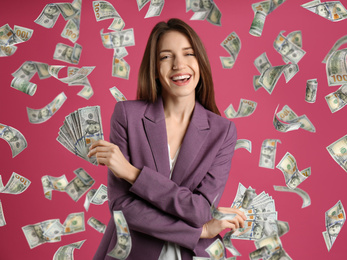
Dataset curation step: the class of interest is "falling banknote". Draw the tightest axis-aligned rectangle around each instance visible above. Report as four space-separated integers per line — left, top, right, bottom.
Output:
0 24 33 57
273 31 306 64
0 123 27 157
26 92 67 124
88 217 106 233
220 32 241 69
107 211 132 259
305 79 318 103
53 240 86 260
273 185 311 208
259 139 281 169
224 99 257 119
65 168 95 201
235 139 252 153
323 200 345 251
0 200 6 227
53 42 82 64
84 184 108 211
0 172 31 195
41 174 69 200
110 86 127 101
187 0 222 26
327 134 347 172
325 84 347 113
301 0 347 22
93 1 125 31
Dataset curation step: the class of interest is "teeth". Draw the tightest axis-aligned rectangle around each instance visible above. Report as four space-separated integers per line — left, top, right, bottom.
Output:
172 75 190 80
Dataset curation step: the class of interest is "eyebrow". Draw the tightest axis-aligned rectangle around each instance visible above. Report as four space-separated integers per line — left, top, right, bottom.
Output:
159 47 193 53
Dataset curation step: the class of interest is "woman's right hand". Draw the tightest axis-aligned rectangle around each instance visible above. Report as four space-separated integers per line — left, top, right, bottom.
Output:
200 207 247 239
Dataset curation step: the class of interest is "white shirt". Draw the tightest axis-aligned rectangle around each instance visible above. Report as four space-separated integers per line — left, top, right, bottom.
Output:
158 144 182 260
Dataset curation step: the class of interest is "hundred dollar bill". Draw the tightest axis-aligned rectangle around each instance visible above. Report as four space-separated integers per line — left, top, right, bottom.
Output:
43 219 65 239
323 35 347 63
326 48 347 86
220 56 235 69
78 85 94 100
301 0 347 22
276 220 290 237
10 77 37 96
206 2 222 26
323 200 345 251
0 124 27 157
0 200 5 227
22 219 61 249
253 75 262 91
100 28 135 49
274 31 306 64
327 134 347 172
145 0 165 18
114 47 128 59
53 240 86 260
27 92 67 124
65 169 95 201
273 185 311 208
223 232 241 256
61 14 80 43
93 1 125 31
251 0 287 15
249 10 267 37
12 61 38 82
258 64 299 94
273 111 301 133
325 84 347 113
63 212 85 235
254 52 272 74
252 233 282 259
276 152 310 189
34 4 62 28
0 24 20 46
88 217 106 233
188 0 222 26
205 238 226 260
227 219 278 240
286 30 302 48
110 86 127 101
231 183 247 208
0 172 31 194
13 25 34 43
137 0 150 10
220 32 241 69
108 211 132 259
0 44 17 56
235 139 252 153
49 65 95 84
41 174 68 200
210 196 237 221
68 67 94 100
259 139 281 169
224 99 257 118
305 79 318 103
35 62 51 79
84 184 108 211
113 57 130 79
53 43 82 64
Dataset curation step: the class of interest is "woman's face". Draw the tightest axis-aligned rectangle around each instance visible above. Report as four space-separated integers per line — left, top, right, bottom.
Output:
157 31 200 101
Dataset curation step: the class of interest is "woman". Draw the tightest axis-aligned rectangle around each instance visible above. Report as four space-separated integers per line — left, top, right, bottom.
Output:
89 18 246 259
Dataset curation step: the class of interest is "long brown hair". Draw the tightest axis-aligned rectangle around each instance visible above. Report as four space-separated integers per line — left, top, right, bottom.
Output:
137 18 220 115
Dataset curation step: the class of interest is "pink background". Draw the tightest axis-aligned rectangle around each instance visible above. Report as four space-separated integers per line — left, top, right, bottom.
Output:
1 0 347 259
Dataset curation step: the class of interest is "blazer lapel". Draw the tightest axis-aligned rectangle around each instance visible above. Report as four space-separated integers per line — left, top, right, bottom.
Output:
171 101 210 186
142 96 171 178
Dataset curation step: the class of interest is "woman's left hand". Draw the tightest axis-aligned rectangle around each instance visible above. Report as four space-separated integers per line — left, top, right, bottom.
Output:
87 140 140 184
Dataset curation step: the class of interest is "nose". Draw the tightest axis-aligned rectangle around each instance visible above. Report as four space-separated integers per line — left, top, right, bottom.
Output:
172 55 186 70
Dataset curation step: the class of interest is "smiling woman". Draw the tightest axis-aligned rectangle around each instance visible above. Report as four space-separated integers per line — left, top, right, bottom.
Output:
90 18 245 260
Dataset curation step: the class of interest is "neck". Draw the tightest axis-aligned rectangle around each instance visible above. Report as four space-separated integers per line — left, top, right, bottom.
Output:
162 94 195 123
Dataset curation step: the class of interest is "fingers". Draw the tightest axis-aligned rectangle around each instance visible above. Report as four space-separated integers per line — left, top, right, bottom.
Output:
89 140 113 150
218 207 247 220
87 146 110 157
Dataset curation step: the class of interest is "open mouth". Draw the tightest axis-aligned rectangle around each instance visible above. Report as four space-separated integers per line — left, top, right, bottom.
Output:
171 74 191 83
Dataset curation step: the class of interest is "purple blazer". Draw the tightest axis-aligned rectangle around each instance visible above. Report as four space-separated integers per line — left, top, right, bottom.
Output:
93 96 237 260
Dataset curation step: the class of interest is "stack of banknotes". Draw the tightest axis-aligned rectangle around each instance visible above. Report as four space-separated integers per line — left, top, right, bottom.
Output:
57 106 104 165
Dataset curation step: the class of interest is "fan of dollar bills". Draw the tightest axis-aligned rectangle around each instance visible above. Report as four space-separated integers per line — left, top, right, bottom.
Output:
57 106 103 165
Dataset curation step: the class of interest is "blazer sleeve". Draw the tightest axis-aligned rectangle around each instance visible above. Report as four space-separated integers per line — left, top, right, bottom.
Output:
130 118 237 228
108 101 202 250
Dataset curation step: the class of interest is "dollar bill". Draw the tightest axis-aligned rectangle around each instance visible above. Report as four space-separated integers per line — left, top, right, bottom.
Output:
235 139 252 153
231 183 247 208
63 212 85 235
205 238 226 260
206 2 222 26
93 1 125 31
12 61 38 81
137 0 150 10
0 124 27 157
276 220 290 237
210 196 237 221
113 57 130 79
220 56 234 69
276 152 311 189
253 75 262 91
110 86 127 101
13 25 34 43
27 92 67 124
34 4 62 28
223 232 241 256
325 84 347 113
41 174 68 200
114 47 128 59
274 31 306 64
0 200 6 227
323 200 345 251
49 65 95 84
65 169 95 201
67 67 94 100
53 240 86 260
252 233 282 259
88 217 106 233
326 48 347 86
259 139 281 169
145 0 165 18
10 77 37 96
302 0 347 22
35 62 51 79
84 184 108 211
188 0 222 25
254 52 272 73
323 35 347 63
0 24 20 46
249 10 267 37
327 134 347 172
43 219 65 239
108 211 132 259
53 43 82 64
0 44 17 56
227 219 278 240
61 14 80 43
220 32 241 69
286 30 302 48
273 185 311 208
0 172 31 194
305 79 318 103
22 219 61 248
224 99 257 118
100 28 135 49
